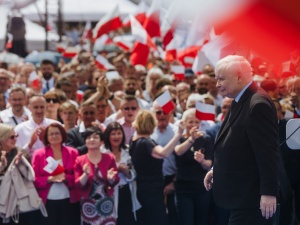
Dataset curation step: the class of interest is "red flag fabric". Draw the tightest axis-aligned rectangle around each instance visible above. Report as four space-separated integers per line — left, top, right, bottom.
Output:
196 102 215 121
178 46 202 68
156 90 176 114
215 0 300 65
130 42 150 66
82 21 92 39
171 65 185 81
43 156 65 176
123 1 147 27
130 15 157 50
143 0 160 38
164 38 177 62
5 33 13 49
161 2 178 48
92 5 122 39
95 55 115 70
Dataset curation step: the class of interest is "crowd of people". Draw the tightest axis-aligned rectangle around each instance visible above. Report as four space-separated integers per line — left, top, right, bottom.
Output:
0 49 299 225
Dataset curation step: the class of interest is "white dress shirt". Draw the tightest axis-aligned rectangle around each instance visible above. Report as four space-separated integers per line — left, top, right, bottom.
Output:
15 117 59 156
0 107 31 127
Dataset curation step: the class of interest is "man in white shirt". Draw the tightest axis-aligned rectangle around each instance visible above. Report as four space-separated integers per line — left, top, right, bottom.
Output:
15 94 58 157
0 86 31 127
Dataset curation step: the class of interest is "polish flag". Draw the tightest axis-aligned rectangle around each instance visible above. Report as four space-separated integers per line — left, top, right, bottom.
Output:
123 1 147 27
92 5 122 39
29 71 40 90
113 36 133 52
196 102 215 121
95 55 115 70
161 2 178 47
56 42 67 53
143 0 161 38
281 61 297 77
192 50 211 74
62 47 78 58
178 45 202 68
43 156 65 176
130 15 157 50
82 21 92 39
156 90 176 114
130 42 150 66
5 33 13 49
170 65 185 81
164 38 177 62
201 33 238 66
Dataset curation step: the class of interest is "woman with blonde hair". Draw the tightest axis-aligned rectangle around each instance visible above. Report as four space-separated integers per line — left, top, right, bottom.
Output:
129 110 184 225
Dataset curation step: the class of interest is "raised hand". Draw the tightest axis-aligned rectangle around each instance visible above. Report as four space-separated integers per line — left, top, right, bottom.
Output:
83 163 90 175
194 151 205 164
0 151 7 172
107 168 117 182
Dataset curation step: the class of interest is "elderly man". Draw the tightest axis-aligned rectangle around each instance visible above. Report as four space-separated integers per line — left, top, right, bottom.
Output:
204 55 279 225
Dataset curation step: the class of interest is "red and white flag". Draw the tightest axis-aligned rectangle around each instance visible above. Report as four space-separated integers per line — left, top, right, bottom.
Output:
56 42 67 53
62 47 78 58
281 61 297 77
161 2 178 47
95 55 115 70
196 102 215 121
82 21 92 39
178 46 202 68
123 1 147 27
130 15 157 50
201 33 237 66
192 50 211 74
170 65 185 81
156 90 176 114
143 0 161 38
113 36 134 52
29 71 40 90
43 156 65 176
92 5 122 39
5 33 13 49
164 38 178 62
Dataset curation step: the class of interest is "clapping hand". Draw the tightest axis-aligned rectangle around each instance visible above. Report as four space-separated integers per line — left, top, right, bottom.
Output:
83 163 91 176
14 151 23 165
189 127 204 140
177 121 185 134
107 168 117 182
50 173 66 182
97 75 110 98
194 151 205 164
118 163 129 174
0 151 7 173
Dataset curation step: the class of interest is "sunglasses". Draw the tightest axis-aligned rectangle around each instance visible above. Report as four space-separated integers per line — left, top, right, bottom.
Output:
45 98 59 103
155 111 167 116
9 134 18 140
124 107 137 111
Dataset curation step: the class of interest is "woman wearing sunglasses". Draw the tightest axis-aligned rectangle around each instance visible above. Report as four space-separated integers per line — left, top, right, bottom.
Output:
44 90 61 121
0 124 30 225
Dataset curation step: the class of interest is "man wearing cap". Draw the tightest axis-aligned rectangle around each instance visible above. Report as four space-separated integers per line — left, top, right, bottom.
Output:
184 68 196 92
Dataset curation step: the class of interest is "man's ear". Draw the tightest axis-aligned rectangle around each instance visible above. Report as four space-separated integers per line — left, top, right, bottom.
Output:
237 71 242 81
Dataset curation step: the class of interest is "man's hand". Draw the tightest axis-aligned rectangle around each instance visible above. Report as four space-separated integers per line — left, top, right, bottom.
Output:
260 195 276 219
0 151 7 173
204 170 213 191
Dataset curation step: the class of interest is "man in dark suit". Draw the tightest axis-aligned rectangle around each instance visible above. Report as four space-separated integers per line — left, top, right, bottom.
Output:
204 55 279 225
66 101 97 155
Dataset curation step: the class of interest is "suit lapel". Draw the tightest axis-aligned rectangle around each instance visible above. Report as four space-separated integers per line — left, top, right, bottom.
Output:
215 82 257 145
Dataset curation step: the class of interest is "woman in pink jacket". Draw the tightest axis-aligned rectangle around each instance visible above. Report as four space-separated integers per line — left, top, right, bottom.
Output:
32 123 80 225
74 126 119 225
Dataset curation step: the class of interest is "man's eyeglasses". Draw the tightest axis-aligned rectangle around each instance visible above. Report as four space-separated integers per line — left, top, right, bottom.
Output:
83 111 95 116
9 134 18 140
155 111 167 116
124 107 138 111
45 98 59 103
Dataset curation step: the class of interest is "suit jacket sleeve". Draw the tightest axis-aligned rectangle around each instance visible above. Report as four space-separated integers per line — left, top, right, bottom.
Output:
66 129 87 155
248 101 279 196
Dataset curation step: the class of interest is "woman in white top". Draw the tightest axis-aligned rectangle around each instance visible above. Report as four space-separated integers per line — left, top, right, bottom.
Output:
102 122 141 225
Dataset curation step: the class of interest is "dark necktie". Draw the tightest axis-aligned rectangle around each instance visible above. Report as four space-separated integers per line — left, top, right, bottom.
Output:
46 81 50 91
